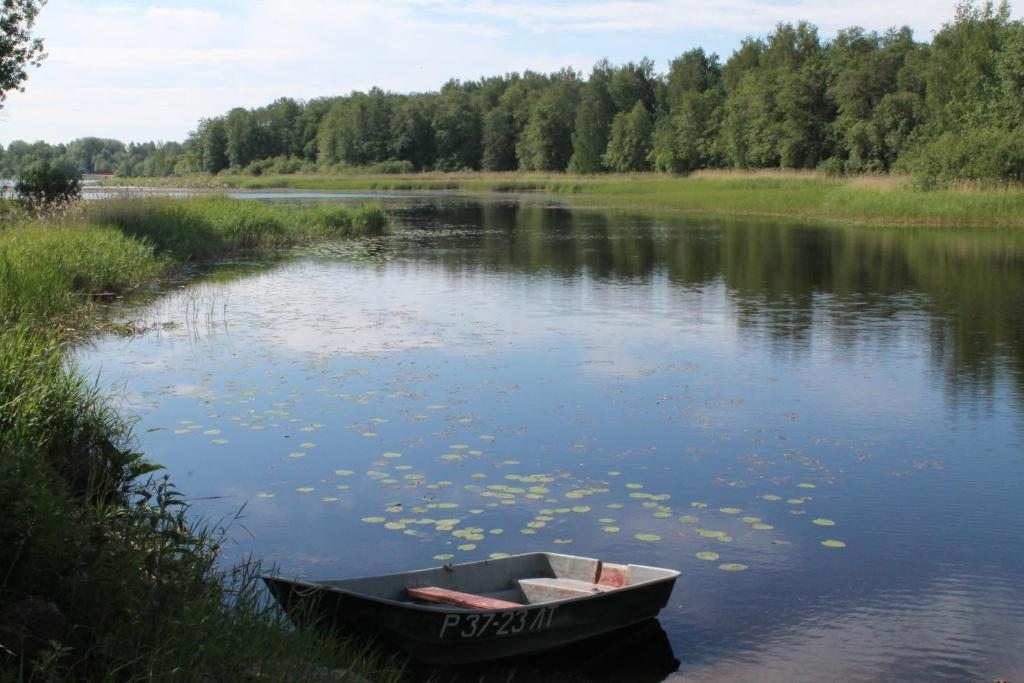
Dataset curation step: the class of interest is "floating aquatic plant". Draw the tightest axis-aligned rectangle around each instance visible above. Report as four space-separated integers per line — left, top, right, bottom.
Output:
718 563 748 572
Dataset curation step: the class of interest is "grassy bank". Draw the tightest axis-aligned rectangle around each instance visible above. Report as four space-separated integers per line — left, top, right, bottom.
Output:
0 198 402 680
102 170 1024 228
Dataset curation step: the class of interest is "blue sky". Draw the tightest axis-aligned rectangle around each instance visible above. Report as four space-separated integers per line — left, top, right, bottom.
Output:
1 0 1014 146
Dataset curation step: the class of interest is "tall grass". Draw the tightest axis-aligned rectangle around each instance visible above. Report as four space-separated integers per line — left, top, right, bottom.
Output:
0 222 169 327
1 198 402 680
86 196 388 261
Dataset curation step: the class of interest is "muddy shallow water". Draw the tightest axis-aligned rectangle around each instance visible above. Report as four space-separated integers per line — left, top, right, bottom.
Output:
77 193 1024 681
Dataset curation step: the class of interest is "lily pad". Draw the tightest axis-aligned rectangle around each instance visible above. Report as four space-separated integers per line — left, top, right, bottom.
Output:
679 515 699 524
812 518 836 526
295 487 315 493
821 539 846 548
718 563 748 572
602 526 620 533
751 523 774 530
361 516 386 523
256 492 276 499
489 552 510 560
695 551 720 561
797 483 816 489
634 533 662 542
761 494 782 501
720 507 742 514
434 554 454 561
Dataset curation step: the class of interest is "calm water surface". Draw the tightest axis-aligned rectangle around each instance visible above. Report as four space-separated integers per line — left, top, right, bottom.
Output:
77 194 1024 681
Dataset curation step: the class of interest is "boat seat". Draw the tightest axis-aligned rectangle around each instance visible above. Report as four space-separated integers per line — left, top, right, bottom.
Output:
518 577 616 604
406 586 521 609
596 561 629 587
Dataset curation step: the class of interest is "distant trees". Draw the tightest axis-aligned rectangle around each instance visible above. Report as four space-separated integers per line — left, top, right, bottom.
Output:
3 1 1023 186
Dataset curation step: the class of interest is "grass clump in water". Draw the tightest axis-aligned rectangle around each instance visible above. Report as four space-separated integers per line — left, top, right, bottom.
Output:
86 196 389 261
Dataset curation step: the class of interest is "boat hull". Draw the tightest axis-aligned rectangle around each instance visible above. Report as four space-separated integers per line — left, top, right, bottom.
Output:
263 553 678 665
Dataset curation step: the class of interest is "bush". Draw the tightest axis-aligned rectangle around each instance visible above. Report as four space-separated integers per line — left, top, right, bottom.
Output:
365 159 415 174
15 160 82 213
901 128 1024 189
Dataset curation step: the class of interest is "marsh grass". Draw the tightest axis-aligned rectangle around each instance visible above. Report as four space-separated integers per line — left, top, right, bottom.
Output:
86 196 388 261
106 170 1024 227
1 198 402 680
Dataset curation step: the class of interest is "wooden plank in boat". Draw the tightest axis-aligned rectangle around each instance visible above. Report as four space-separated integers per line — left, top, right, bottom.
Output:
406 586 521 609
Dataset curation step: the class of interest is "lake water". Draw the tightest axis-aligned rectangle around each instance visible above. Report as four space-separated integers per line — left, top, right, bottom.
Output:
76 193 1024 681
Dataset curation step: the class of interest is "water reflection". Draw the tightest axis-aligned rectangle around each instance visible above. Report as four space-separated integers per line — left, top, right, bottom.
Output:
389 200 1024 412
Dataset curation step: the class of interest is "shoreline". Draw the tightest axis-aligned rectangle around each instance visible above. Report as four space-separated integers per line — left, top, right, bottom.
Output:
97 170 1024 229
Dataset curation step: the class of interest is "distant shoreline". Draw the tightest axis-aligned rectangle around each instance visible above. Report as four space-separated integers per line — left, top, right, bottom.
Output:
99 171 1024 229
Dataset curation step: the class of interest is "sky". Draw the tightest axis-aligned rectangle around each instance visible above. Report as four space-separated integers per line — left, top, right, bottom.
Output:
1 0 1016 147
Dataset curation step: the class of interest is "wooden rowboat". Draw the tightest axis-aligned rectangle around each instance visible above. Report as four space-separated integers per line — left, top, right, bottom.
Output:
262 552 680 665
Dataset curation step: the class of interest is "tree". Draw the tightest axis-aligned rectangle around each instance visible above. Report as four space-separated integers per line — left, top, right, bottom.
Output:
482 104 517 170
604 100 654 172
391 96 436 170
1 0 46 109
517 74 580 171
651 49 724 173
432 83 483 171
570 61 615 173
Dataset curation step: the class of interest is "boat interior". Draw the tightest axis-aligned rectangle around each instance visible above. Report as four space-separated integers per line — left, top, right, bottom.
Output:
320 552 679 608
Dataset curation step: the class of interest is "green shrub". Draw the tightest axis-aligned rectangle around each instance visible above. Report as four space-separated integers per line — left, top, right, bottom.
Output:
15 160 82 213
901 128 1024 189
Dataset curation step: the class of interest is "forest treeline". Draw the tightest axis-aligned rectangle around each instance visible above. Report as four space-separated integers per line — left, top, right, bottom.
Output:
3 1 1023 187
